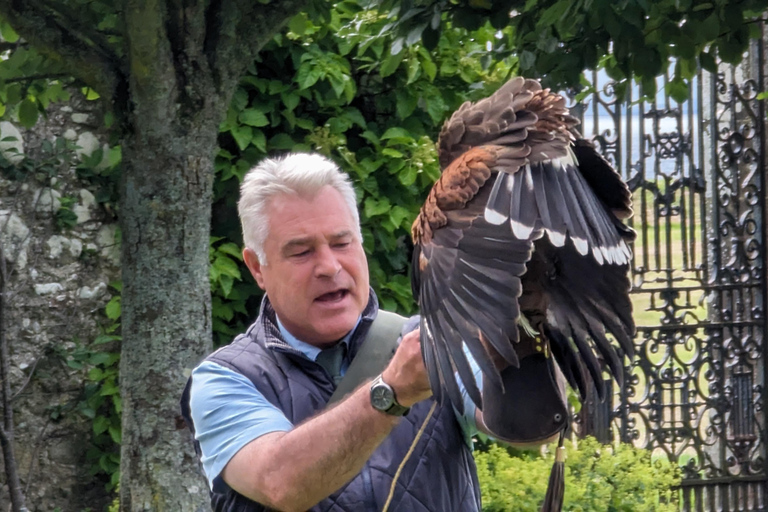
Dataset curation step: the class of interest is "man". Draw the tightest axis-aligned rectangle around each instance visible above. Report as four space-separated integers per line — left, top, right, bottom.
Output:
182 152 485 511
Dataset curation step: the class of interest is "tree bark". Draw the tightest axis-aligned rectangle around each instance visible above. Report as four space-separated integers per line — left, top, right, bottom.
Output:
117 3 222 508
119 122 218 510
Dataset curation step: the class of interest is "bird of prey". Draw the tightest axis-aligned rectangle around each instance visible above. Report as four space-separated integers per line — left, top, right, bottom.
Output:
411 76 635 442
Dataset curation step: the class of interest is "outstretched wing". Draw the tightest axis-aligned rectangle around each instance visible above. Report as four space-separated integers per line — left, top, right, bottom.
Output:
412 77 635 412
412 146 534 412
538 140 635 401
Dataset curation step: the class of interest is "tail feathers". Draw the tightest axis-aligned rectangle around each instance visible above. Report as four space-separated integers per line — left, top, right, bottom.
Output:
540 433 566 512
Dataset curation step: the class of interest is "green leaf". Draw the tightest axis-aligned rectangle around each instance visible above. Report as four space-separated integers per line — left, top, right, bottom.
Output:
296 63 324 89
216 242 243 260
281 91 300 112
399 163 417 186
395 89 418 119
288 13 308 35
251 130 266 153
380 127 412 141
406 57 421 84
418 48 437 81
340 108 366 129
105 296 121 320
108 426 122 444
93 334 121 345
717 36 746 64
520 50 536 70
389 205 411 228
231 125 253 151
89 352 113 366
99 382 120 396
380 50 404 78
82 87 100 101
219 274 234 297
18 99 39 128
700 13 720 41
67 358 83 370
268 133 295 150
666 78 689 103
0 22 19 43
238 109 269 127
213 255 241 279
108 146 122 168
93 416 109 435
364 197 391 217
382 148 404 158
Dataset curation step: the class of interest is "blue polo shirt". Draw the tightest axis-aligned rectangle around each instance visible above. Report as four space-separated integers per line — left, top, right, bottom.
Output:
188 316 482 489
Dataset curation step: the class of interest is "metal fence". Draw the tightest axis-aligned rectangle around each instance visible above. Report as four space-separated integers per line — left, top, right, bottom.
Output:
573 25 767 511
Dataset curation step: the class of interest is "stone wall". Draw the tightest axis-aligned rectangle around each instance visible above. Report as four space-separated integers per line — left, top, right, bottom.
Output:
0 92 119 511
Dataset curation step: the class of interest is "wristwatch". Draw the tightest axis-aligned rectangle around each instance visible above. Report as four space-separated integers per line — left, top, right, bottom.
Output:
370 374 410 416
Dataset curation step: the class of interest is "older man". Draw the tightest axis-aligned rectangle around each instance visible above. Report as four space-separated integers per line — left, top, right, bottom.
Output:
182 152 484 512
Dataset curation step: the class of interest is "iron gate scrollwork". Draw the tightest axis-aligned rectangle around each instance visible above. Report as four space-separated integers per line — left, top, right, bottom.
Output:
571 24 767 512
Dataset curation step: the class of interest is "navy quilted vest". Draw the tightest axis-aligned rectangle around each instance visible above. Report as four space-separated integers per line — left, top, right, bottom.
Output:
181 293 481 512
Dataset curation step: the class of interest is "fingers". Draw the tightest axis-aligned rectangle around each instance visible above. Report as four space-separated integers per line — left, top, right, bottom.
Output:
381 328 432 407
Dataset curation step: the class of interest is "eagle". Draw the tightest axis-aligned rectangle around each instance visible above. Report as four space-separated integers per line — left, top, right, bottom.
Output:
411 76 635 443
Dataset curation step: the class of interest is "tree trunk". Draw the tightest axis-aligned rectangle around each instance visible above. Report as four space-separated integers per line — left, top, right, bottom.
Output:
118 132 217 510
115 2 311 508
119 116 218 510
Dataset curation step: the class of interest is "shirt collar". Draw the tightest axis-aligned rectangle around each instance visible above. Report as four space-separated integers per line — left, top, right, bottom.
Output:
259 288 379 356
276 315 360 362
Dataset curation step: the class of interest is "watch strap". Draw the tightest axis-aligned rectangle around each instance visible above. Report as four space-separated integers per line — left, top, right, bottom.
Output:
371 374 410 417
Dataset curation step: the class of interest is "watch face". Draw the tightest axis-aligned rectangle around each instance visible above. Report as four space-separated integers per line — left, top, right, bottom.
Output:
371 384 394 410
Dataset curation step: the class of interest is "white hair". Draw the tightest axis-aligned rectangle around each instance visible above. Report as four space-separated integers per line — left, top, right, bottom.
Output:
238 152 362 264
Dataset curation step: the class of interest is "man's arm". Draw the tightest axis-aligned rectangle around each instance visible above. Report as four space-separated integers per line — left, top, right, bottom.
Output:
222 328 431 512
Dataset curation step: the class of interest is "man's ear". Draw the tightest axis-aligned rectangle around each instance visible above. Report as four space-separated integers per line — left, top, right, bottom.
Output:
243 247 266 289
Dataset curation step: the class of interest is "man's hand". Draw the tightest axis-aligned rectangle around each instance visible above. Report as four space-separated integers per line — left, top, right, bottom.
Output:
381 328 432 407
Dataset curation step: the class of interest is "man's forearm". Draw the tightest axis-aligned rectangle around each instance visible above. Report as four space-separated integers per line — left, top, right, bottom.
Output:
223 382 400 511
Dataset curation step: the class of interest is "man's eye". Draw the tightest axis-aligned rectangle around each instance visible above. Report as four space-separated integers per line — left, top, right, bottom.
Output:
292 250 310 257
334 241 351 248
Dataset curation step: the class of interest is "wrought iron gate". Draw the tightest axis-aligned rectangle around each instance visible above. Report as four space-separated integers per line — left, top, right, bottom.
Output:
573 27 768 511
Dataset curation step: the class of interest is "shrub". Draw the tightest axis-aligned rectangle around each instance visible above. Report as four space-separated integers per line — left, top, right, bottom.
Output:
475 436 680 511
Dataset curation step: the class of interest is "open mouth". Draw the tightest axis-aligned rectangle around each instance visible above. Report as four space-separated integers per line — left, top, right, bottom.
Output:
315 289 349 303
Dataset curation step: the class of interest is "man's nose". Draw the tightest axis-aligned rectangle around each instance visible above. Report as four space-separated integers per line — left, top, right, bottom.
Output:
315 245 341 277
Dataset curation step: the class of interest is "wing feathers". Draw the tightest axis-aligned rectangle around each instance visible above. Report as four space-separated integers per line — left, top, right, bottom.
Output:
414 77 635 412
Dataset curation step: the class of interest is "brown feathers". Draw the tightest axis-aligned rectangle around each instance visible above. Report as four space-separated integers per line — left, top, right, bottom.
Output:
411 76 635 418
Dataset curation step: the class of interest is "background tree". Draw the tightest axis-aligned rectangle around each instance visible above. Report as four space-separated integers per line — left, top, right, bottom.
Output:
0 1 318 509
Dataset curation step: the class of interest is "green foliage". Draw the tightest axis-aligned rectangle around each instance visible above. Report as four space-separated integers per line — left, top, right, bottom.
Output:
209 237 255 345
380 0 766 100
0 135 77 182
211 0 519 320
475 437 680 512
0 2 119 125
62 281 122 493
76 145 122 210
55 195 78 230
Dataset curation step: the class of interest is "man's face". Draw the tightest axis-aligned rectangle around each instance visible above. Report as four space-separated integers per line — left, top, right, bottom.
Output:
244 186 369 347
